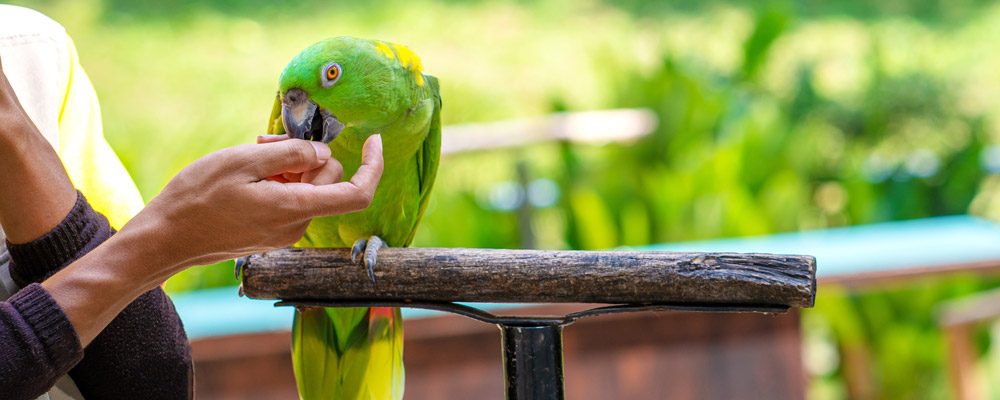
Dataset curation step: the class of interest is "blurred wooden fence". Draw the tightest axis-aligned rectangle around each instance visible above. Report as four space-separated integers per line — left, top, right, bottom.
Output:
441 108 658 155
940 288 1000 400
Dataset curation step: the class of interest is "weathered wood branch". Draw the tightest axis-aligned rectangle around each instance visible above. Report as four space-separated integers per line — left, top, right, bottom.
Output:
242 248 816 308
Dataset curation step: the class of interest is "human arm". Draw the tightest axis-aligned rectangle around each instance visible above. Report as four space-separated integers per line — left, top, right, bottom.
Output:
0 132 381 399
0 59 382 399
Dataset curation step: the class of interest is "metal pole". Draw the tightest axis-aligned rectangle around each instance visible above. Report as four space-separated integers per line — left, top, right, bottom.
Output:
515 160 536 249
500 323 565 400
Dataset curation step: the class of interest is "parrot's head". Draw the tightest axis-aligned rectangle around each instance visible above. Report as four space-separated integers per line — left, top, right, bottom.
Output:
277 36 422 144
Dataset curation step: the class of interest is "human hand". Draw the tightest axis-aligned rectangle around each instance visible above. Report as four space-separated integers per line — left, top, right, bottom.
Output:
115 135 382 282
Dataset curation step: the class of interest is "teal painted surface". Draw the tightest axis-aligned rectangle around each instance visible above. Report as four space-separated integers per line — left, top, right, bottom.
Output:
171 286 527 340
644 215 1000 277
171 286 291 339
174 215 1000 339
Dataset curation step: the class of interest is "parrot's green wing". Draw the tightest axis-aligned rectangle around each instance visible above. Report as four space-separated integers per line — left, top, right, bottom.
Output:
403 74 442 246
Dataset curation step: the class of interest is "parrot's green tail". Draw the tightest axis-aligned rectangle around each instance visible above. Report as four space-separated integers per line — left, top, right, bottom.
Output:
292 307 404 400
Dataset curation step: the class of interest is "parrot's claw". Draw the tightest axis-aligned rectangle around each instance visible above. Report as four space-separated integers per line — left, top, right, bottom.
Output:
351 235 387 283
234 256 250 280
351 239 368 263
364 236 387 283
237 284 245 298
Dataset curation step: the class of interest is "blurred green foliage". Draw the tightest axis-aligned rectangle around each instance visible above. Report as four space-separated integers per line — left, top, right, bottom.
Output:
8 0 1000 398
808 276 1000 399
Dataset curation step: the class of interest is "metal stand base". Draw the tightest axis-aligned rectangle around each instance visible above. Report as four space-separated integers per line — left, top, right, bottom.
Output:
502 323 565 400
276 300 787 400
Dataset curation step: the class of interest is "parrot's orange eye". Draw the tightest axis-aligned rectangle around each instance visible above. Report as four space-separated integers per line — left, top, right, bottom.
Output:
321 62 342 87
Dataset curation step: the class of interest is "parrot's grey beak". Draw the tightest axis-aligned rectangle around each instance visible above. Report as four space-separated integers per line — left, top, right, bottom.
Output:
281 88 344 143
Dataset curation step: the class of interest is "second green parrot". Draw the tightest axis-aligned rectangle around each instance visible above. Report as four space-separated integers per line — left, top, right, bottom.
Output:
265 36 441 399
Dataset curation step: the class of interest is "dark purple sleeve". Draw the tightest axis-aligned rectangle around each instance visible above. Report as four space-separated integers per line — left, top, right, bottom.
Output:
0 283 84 400
7 192 193 399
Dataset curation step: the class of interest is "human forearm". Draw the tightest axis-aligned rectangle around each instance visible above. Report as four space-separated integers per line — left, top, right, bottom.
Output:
41 226 174 346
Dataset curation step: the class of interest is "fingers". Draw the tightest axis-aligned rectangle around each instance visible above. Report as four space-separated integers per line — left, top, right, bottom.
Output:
256 134 289 144
301 157 344 185
256 135 308 183
252 135 341 185
240 139 332 178
350 134 384 191
282 180 375 216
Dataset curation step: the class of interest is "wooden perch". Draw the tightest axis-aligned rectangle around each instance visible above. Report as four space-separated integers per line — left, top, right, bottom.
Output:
242 248 816 308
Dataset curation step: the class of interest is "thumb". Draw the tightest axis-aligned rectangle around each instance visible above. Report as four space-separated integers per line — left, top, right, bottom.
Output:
241 139 331 179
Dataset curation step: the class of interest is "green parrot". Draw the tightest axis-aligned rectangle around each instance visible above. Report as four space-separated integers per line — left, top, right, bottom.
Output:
265 36 441 399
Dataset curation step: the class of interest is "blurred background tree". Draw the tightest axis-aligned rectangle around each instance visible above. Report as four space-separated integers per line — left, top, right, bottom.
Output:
7 0 1000 398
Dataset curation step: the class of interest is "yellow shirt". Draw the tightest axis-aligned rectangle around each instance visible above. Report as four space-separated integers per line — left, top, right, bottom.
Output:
54 36 144 228
0 5 143 230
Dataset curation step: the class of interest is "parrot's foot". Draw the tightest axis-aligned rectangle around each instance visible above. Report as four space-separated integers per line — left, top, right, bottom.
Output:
351 235 387 283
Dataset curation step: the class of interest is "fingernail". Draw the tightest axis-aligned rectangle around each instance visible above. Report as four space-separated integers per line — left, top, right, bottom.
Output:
310 141 331 160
